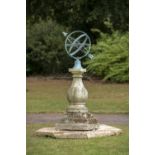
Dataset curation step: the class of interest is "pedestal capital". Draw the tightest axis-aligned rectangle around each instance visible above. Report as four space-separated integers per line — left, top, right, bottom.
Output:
69 68 86 78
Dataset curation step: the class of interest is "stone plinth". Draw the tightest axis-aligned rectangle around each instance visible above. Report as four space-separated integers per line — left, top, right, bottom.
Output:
36 124 122 139
55 112 99 131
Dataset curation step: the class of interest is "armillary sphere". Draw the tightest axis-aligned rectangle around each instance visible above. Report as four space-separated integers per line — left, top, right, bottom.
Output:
64 31 93 60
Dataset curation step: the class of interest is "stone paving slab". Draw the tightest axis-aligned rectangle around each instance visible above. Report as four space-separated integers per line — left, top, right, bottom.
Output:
36 124 122 139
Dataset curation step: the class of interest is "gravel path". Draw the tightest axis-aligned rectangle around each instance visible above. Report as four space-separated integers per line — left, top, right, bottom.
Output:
27 113 128 125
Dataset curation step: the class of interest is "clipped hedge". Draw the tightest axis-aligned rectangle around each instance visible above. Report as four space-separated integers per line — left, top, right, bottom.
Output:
85 31 129 82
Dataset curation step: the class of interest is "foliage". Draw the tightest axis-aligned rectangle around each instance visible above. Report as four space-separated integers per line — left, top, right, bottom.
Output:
26 20 72 74
27 0 129 33
85 30 129 82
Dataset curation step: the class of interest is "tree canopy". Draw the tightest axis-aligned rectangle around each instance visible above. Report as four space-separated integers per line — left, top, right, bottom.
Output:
27 0 128 32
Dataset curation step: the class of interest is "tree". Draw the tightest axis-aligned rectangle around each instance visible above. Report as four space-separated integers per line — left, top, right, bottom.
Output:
26 19 72 74
27 0 129 33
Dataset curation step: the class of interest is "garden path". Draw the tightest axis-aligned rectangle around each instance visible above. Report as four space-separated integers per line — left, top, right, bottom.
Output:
27 113 128 125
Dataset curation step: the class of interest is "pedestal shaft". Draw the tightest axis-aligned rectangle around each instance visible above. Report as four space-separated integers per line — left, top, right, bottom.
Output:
67 68 88 113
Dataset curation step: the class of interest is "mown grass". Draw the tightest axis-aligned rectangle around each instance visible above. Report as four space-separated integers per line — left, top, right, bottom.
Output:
26 77 128 113
27 123 128 155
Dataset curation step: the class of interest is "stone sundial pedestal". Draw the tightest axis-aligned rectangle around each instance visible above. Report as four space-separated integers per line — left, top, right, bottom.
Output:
56 68 99 131
36 31 122 138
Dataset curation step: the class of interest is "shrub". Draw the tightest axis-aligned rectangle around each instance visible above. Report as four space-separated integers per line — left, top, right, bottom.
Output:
85 30 129 82
26 20 72 75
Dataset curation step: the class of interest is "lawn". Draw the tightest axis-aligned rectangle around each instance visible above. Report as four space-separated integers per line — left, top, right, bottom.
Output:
26 77 129 113
27 123 129 155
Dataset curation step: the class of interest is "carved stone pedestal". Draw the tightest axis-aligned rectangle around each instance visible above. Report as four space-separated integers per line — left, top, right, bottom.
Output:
36 67 122 139
56 68 99 131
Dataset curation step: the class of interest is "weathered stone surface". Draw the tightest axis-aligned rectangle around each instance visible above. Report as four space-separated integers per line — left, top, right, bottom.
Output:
55 112 99 131
56 122 99 131
36 124 122 139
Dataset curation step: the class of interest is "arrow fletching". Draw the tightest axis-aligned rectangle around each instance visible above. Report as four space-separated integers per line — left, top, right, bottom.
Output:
62 32 68 37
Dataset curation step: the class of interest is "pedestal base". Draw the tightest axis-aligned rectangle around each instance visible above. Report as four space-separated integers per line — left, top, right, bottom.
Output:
56 122 99 131
55 112 99 131
36 124 122 139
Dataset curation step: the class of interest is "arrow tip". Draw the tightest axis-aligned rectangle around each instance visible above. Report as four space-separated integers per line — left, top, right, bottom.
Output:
88 54 94 59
